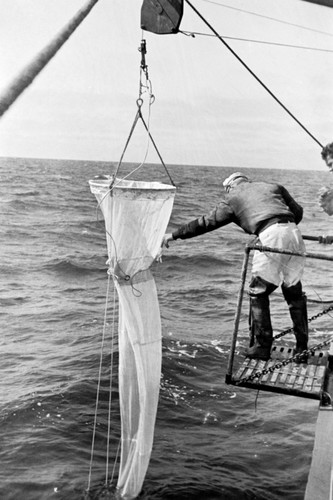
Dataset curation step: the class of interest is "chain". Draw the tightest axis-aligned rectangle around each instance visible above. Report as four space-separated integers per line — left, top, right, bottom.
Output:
235 338 332 385
233 245 333 385
274 304 333 340
236 302 333 385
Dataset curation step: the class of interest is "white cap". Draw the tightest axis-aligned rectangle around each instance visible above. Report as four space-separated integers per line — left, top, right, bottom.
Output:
223 172 249 190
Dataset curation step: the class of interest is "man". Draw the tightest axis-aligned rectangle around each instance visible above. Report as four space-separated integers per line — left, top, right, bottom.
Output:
319 142 333 216
162 172 308 361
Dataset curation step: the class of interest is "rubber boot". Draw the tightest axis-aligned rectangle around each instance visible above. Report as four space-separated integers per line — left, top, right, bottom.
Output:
245 276 277 361
282 282 308 363
245 295 273 360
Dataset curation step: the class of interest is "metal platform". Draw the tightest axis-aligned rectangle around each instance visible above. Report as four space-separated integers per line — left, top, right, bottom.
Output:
228 345 329 400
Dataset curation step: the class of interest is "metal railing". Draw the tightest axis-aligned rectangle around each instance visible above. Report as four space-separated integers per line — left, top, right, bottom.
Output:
225 237 333 384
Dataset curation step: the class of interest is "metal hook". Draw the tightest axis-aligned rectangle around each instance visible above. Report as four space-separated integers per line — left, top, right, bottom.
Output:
139 39 147 70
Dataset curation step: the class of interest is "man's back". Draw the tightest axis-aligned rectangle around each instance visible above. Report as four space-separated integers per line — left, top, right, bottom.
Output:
224 181 303 235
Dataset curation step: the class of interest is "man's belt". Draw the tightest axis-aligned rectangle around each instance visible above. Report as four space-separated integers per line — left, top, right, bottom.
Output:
257 216 295 235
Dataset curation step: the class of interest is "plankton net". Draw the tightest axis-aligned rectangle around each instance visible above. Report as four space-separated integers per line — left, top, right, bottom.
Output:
89 176 176 499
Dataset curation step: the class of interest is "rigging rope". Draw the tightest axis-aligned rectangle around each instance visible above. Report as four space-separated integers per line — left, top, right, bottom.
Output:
201 0 333 38
0 0 100 118
181 30 333 54
184 0 324 149
112 38 175 186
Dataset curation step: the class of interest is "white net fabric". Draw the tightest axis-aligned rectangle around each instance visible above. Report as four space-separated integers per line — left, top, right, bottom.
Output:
89 176 176 499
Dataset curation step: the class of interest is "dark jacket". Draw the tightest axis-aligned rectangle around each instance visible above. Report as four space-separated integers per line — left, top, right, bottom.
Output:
172 181 303 240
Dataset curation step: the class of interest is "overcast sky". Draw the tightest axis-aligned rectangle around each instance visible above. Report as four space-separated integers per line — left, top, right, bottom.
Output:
0 0 333 169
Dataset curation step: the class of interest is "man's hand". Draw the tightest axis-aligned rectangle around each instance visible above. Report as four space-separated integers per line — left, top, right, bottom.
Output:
318 187 333 216
161 233 174 248
318 235 333 244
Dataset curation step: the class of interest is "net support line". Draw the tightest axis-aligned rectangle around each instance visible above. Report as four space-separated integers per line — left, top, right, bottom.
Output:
0 0 100 118
87 272 113 493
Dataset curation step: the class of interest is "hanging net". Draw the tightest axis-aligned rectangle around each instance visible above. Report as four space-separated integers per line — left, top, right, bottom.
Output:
89 176 176 499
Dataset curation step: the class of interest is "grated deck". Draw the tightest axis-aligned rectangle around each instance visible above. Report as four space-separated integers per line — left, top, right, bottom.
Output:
230 345 329 399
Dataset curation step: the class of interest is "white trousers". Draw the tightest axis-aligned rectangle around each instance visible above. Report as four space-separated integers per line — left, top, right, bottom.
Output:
252 222 306 287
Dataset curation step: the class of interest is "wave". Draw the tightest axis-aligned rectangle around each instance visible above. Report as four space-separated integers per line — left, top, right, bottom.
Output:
1 158 330 500
43 258 106 275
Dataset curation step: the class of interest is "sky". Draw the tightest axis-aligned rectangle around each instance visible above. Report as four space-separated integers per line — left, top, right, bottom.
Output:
0 0 333 170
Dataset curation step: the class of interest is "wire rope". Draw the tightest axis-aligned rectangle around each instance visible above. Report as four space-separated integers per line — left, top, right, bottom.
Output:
184 0 324 148
200 0 333 38
181 30 333 53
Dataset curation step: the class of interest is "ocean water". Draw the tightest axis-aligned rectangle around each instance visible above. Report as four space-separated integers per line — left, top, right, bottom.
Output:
1 156 333 500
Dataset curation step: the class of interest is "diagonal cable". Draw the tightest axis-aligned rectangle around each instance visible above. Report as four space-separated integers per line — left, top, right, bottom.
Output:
185 0 324 148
